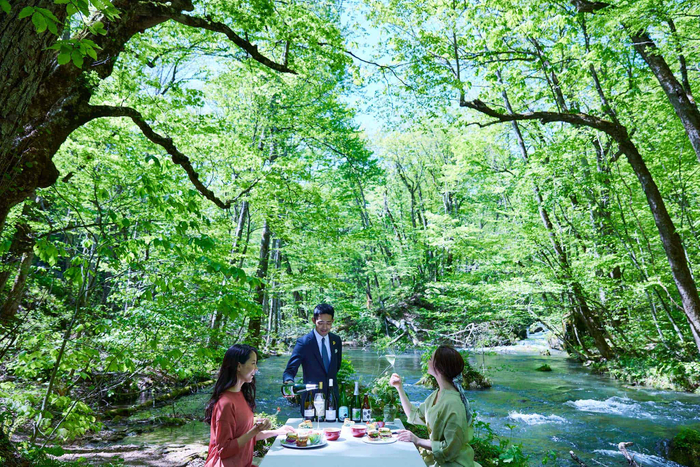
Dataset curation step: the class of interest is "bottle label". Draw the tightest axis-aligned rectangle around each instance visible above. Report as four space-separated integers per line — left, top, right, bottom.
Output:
326 409 336 421
338 406 349 421
304 408 314 419
362 409 371 422
351 408 361 421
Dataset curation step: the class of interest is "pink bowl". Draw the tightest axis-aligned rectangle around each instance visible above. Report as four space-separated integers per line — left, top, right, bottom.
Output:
351 425 367 437
324 428 341 441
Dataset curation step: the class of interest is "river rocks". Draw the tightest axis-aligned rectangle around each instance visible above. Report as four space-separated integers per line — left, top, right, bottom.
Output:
535 364 552 372
54 442 209 466
668 428 700 467
529 322 546 334
547 335 564 351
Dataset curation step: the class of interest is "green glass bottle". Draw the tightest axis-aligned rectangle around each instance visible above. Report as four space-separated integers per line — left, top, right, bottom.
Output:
338 383 349 422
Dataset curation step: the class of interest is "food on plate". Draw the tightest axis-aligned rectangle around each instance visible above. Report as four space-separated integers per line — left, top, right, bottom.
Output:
367 429 380 441
309 432 321 445
298 420 313 429
296 432 309 447
379 427 392 438
367 422 377 431
285 432 298 444
343 418 355 427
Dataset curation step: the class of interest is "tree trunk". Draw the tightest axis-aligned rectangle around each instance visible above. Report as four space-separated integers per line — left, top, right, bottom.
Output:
0 202 34 294
629 31 700 164
248 219 270 348
617 139 700 351
0 247 34 323
0 0 294 236
496 71 614 359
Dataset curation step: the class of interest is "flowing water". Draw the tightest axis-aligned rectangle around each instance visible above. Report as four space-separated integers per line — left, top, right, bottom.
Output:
117 334 700 466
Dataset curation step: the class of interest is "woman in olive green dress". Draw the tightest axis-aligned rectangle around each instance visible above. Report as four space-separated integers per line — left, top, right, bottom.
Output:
390 345 480 467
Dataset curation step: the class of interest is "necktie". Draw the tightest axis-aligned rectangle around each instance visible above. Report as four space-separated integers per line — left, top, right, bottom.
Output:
322 337 330 372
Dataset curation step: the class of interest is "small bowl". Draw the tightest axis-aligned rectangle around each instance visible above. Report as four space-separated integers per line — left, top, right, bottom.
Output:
324 427 341 441
351 424 367 437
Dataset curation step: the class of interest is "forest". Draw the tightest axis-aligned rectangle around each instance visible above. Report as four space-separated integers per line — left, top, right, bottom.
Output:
1 0 700 465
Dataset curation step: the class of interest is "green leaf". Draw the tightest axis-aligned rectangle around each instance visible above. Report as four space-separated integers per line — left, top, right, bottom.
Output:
57 51 70 65
18 6 34 18
66 3 77 15
85 46 97 60
71 49 83 68
32 11 46 32
36 6 58 22
0 0 10 14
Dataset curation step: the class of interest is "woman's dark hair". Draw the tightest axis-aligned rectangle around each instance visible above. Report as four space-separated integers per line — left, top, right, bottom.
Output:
204 344 257 424
313 303 335 321
432 345 465 382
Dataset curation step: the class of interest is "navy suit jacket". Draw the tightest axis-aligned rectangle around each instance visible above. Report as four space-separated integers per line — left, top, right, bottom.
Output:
283 331 342 414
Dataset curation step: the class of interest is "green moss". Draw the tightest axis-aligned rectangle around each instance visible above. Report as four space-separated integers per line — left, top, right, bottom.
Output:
669 428 700 467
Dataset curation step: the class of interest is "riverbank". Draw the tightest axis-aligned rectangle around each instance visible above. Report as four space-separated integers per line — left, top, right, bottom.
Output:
590 354 700 394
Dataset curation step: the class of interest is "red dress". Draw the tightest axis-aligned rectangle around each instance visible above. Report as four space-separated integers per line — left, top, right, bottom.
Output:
205 391 255 467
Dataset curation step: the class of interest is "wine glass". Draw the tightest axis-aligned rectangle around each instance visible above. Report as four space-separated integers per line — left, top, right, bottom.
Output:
314 392 325 431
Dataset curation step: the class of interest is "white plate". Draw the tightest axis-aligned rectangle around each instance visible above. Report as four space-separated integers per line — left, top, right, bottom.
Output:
362 436 397 445
280 438 328 449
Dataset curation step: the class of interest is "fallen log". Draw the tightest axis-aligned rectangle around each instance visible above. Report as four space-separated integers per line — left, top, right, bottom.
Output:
569 451 589 467
618 442 641 467
103 379 214 419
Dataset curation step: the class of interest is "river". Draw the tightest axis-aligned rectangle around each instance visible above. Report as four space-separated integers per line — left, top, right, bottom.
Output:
117 334 700 466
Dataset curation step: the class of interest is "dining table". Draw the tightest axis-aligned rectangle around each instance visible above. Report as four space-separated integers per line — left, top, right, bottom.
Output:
258 418 427 467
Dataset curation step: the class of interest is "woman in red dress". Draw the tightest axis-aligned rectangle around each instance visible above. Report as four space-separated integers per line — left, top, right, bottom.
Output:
204 344 293 467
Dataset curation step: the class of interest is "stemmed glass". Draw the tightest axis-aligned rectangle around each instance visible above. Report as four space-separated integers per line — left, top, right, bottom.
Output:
313 392 325 432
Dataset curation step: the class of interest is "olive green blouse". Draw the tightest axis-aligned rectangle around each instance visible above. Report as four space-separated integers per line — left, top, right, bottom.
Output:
407 389 479 467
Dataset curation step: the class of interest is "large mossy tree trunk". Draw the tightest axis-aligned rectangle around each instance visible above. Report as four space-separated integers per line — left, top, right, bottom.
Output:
0 0 293 234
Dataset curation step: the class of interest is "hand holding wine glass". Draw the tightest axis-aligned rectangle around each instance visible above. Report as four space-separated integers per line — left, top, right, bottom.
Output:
254 418 272 432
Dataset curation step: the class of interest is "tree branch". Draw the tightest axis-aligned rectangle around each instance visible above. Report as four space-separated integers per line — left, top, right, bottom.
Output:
459 98 627 139
570 0 610 13
168 12 296 74
88 105 256 210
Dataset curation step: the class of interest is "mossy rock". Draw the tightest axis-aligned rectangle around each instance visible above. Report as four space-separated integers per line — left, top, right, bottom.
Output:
536 364 552 372
417 361 492 390
668 428 700 467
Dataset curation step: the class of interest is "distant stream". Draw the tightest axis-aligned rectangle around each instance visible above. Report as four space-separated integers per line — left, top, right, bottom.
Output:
115 333 700 466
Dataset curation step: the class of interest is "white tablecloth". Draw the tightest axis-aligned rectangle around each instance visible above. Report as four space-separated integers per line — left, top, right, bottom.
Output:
259 418 427 467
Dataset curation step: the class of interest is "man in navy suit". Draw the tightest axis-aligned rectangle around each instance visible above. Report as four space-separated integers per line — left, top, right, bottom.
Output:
283 303 342 416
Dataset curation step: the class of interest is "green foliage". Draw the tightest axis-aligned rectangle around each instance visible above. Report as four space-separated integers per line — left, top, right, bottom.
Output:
336 358 357 389
418 346 491 389
471 418 529 467
367 374 396 414
594 351 700 392
669 428 700 467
